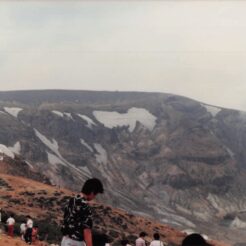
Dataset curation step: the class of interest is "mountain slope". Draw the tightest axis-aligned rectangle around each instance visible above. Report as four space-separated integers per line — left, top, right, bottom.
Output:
0 90 245 244
0 173 229 246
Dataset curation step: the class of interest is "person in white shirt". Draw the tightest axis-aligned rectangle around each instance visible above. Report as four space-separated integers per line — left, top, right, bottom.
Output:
20 223 27 240
25 215 33 244
135 232 147 246
150 233 164 246
6 214 15 237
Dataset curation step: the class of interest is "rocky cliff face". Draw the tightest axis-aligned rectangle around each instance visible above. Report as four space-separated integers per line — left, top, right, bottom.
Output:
0 90 246 244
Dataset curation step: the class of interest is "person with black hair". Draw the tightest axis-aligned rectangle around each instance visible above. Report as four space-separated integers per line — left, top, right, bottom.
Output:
182 233 210 246
61 178 104 246
136 232 147 246
32 225 39 243
150 233 164 246
25 215 33 244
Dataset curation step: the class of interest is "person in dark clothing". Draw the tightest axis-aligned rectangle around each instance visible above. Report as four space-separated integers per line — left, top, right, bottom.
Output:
61 178 104 246
24 215 33 245
92 233 110 246
121 239 131 246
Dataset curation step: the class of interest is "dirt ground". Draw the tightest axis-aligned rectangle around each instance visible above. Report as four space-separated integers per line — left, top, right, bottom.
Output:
0 233 48 246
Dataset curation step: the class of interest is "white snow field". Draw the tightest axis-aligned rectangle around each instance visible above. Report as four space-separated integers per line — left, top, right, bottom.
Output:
93 107 156 132
4 107 23 118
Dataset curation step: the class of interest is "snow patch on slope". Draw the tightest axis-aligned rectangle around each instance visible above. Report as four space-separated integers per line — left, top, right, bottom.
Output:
64 112 73 120
52 110 64 117
94 143 107 164
77 114 96 128
47 152 67 167
0 144 15 159
35 129 91 176
0 142 22 159
34 129 60 157
25 161 34 169
8 141 21 155
4 107 23 118
80 139 93 152
201 104 221 117
93 107 156 132
230 217 246 229
52 111 73 120
224 146 234 158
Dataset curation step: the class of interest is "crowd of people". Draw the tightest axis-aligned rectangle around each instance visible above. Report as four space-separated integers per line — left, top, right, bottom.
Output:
119 232 210 246
2 212 38 244
0 178 211 246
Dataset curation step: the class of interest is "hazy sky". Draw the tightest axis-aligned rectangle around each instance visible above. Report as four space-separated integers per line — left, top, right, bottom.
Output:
1 1 246 110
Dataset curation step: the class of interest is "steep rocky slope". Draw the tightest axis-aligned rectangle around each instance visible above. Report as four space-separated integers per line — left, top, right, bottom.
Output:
0 90 246 244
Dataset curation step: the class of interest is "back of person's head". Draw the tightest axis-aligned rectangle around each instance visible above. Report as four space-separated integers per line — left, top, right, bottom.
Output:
26 215 31 219
153 233 160 240
121 239 129 246
81 178 104 195
182 233 208 246
10 213 14 218
139 232 147 238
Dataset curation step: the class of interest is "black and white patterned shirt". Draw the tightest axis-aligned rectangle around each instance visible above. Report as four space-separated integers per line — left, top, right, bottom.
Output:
61 194 93 241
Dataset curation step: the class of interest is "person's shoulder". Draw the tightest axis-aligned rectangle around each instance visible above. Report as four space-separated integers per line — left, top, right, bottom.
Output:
79 196 90 208
73 194 87 204
150 241 158 246
136 237 144 243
